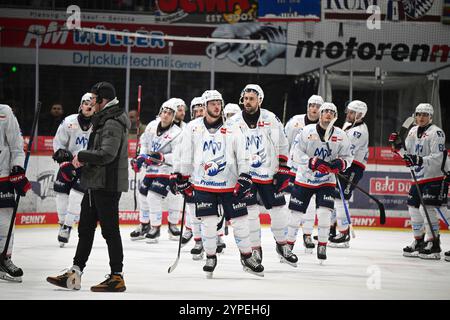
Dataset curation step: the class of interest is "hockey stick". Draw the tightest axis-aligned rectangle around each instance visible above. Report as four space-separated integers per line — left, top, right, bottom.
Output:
324 117 355 238
1 101 42 260
168 195 187 273
133 85 142 211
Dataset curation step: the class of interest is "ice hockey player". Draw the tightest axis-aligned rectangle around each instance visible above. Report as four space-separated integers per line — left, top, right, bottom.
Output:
175 89 264 278
285 94 323 253
288 102 352 263
389 103 447 260
178 96 205 255
329 100 369 248
227 84 298 267
0 104 31 282
130 99 183 243
173 98 187 129
52 93 94 247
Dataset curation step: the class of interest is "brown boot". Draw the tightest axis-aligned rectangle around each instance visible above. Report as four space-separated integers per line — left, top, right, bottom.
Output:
90 273 126 292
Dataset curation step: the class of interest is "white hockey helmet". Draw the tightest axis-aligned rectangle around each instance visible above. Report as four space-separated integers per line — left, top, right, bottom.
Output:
415 103 433 116
346 100 367 118
79 92 93 111
171 98 187 111
159 98 178 117
307 94 324 106
190 96 205 118
202 90 224 108
224 103 241 119
319 102 338 117
240 84 264 105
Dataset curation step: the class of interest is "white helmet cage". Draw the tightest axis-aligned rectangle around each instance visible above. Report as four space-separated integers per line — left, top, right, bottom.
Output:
224 103 241 119
307 94 324 107
201 90 224 108
190 96 205 118
319 102 338 119
346 100 368 119
79 92 93 111
239 84 264 106
415 103 434 116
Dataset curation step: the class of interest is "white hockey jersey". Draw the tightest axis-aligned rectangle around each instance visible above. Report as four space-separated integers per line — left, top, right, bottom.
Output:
227 109 289 183
53 114 92 156
140 119 182 178
404 124 446 183
285 114 319 147
290 123 353 187
342 121 369 169
0 104 25 177
180 117 250 192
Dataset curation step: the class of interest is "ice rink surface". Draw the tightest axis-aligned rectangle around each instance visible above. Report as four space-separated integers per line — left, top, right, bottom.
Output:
1 225 449 300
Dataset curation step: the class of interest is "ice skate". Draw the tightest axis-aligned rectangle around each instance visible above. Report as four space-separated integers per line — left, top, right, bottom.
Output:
403 236 425 258
181 227 193 247
0 257 24 283
130 223 150 241
46 266 82 290
445 250 450 262
216 236 226 254
302 234 315 253
191 240 204 260
317 243 327 264
145 226 161 243
168 223 181 241
276 243 298 268
328 230 350 248
203 255 217 279
419 237 441 260
58 224 72 248
90 273 126 292
240 253 264 277
251 247 263 264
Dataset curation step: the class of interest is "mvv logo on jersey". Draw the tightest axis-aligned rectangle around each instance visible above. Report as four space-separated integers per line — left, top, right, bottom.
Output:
314 147 332 159
31 171 55 199
203 140 222 155
75 136 88 148
246 135 263 150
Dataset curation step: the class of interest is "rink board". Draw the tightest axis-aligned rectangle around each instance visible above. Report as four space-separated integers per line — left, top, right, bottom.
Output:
16 154 450 229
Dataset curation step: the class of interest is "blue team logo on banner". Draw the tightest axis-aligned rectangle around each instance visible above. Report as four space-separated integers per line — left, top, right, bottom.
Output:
258 0 321 22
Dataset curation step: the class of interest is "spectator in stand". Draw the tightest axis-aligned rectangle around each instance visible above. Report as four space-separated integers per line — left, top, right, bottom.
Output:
128 109 146 141
39 103 65 136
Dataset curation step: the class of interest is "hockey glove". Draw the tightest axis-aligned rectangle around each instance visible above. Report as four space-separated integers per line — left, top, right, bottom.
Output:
52 149 73 164
308 157 332 174
388 132 403 152
176 175 193 197
145 152 164 166
168 173 180 195
273 165 291 192
233 173 253 199
130 154 147 172
59 162 77 182
329 158 346 174
403 154 423 167
9 166 31 196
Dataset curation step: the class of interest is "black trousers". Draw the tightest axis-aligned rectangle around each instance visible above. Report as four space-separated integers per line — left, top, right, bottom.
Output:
73 190 123 273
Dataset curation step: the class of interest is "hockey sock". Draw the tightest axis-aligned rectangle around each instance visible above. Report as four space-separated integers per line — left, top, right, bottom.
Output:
188 203 202 239
230 215 252 255
408 206 425 239
335 199 350 232
65 189 83 227
247 205 262 248
302 201 316 235
138 193 150 223
420 205 440 241
147 191 163 226
268 205 288 243
287 210 302 244
317 207 332 244
0 208 14 256
139 209 150 224
55 193 69 224
201 215 218 256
